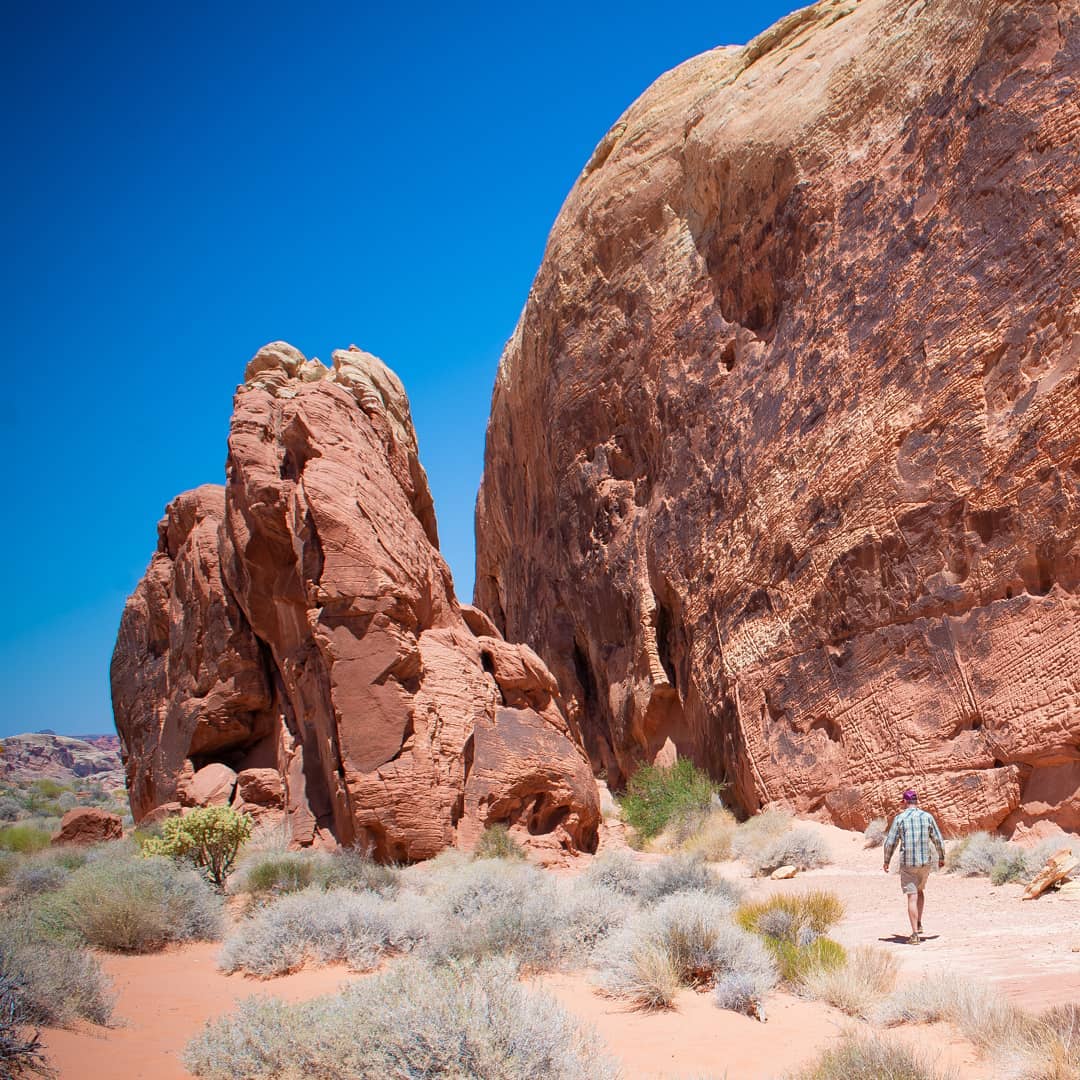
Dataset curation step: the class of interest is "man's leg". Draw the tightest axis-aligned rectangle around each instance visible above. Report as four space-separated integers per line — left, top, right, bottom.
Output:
916 889 925 932
906 891 919 934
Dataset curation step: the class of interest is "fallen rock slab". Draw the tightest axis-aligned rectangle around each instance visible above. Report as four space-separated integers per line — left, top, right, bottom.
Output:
52 808 123 846
1022 849 1080 900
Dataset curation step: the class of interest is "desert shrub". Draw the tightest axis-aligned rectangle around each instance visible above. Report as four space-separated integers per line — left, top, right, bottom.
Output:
946 831 1011 876
220 888 395 977
0 975 54 1079
0 913 113 1027
474 824 527 861
864 818 888 848
736 890 845 941
801 945 898 1016
314 848 400 896
714 971 770 1018
791 1031 953 1080
423 859 565 969
560 880 635 956
581 849 643 896
619 760 716 840
767 936 847 986
748 826 830 876
186 956 618 1080
47 853 223 952
990 850 1029 886
9 863 68 899
0 798 22 823
593 891 775 1011
731 807 792 860
142 805 252 890
0 827 51 855
680 806 738 861
1024 837 1080 879
638 853 743 906
1017 1002 1080 1079
0 853 14 886
237 852 316 898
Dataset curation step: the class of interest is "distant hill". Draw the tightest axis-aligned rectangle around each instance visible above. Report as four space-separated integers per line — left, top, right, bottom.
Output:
0 732 124 790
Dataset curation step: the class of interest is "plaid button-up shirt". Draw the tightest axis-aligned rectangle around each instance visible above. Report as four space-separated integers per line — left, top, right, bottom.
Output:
883 806 946 868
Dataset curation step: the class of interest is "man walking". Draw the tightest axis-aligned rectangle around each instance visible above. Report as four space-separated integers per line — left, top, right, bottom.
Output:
882 788 946 944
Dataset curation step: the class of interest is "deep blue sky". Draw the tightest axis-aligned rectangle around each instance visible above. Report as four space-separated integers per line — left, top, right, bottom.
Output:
3 1 801 739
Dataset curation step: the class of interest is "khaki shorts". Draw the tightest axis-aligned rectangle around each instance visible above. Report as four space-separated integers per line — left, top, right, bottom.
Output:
899 864 932 894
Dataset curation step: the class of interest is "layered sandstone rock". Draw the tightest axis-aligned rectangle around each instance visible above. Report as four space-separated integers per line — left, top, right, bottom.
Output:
113 344 598 859
476 0 1080 834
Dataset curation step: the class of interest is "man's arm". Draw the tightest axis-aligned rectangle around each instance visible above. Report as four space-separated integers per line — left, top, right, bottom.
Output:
882 816 901 869
929 816 946 865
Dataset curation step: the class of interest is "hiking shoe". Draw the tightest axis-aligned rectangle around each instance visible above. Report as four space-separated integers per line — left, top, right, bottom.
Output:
907 932 922 945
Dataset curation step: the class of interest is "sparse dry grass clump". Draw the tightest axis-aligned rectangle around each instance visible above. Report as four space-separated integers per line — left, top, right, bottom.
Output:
790 1031 956 1080
801 945 898 1017
679 806 738 861
593 890 775 1011
234 847 400 902
185 956 620 1080
0 974 54 1079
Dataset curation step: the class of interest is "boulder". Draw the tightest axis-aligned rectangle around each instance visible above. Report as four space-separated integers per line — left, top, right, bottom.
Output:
182 763 237 807
52 808 123 846
475 0 1080 834
113 344 600 860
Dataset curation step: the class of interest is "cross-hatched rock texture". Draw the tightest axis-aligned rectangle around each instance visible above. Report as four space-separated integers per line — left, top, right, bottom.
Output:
112 343 598 860
475 0 1080 836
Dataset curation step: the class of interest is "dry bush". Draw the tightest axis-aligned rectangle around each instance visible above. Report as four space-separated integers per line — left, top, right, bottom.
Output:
801 945 898 1017
46 853 223 952
790 1030 957 1080
680 807 738 861
731 807 792 859
638 854 743 906
314 849 399 896
748 826 830 876
0 912 114 1027
946 832 1011 877
593 891 775 1012
559 880 635 957
581 849 642 896
219 888 395 977
186 956 619 1080
864 818 888 848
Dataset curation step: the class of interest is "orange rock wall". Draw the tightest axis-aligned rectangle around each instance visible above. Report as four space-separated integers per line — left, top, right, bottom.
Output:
475 0 1080 834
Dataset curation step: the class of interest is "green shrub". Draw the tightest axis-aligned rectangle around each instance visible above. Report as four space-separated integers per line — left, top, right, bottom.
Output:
186 957 618 1080
0 827 51 855
474 824 527 861
238 852 316 897
766 936 846 986
619 760 716 840
142 805 252 890
46 854 223 952
736 891 845 941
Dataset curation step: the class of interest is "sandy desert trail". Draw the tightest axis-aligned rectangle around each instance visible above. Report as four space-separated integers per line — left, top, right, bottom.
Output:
41 823 1080 1080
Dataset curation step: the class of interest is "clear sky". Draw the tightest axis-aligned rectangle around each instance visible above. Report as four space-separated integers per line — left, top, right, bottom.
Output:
4 1 801 739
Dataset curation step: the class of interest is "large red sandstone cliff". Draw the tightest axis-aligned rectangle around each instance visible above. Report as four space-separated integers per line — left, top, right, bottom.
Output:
476 0 1080 835
112 343 599 859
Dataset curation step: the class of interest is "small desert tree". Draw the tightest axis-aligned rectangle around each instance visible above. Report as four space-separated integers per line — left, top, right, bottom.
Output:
143 806 253 891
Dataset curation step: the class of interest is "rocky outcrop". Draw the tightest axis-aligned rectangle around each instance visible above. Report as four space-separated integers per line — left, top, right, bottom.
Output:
52 808 123 846
476 0 1080 835
113 344 599 860
0 734 124 790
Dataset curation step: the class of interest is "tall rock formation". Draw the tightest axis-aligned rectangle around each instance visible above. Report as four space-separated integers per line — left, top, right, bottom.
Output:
476 0 1080 835
113 344 599 860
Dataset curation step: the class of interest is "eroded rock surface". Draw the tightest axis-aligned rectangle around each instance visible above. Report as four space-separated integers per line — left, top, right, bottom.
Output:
52 808 123 846
113 344 599 859
475 0 1080 834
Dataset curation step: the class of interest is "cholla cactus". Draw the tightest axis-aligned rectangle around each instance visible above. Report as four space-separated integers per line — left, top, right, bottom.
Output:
142 805 253 891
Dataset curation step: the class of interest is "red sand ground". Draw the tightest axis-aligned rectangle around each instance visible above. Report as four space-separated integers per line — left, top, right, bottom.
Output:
40 822 1079 1079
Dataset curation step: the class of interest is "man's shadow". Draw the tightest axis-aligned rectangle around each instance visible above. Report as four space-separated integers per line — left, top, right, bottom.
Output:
879 933 941 944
